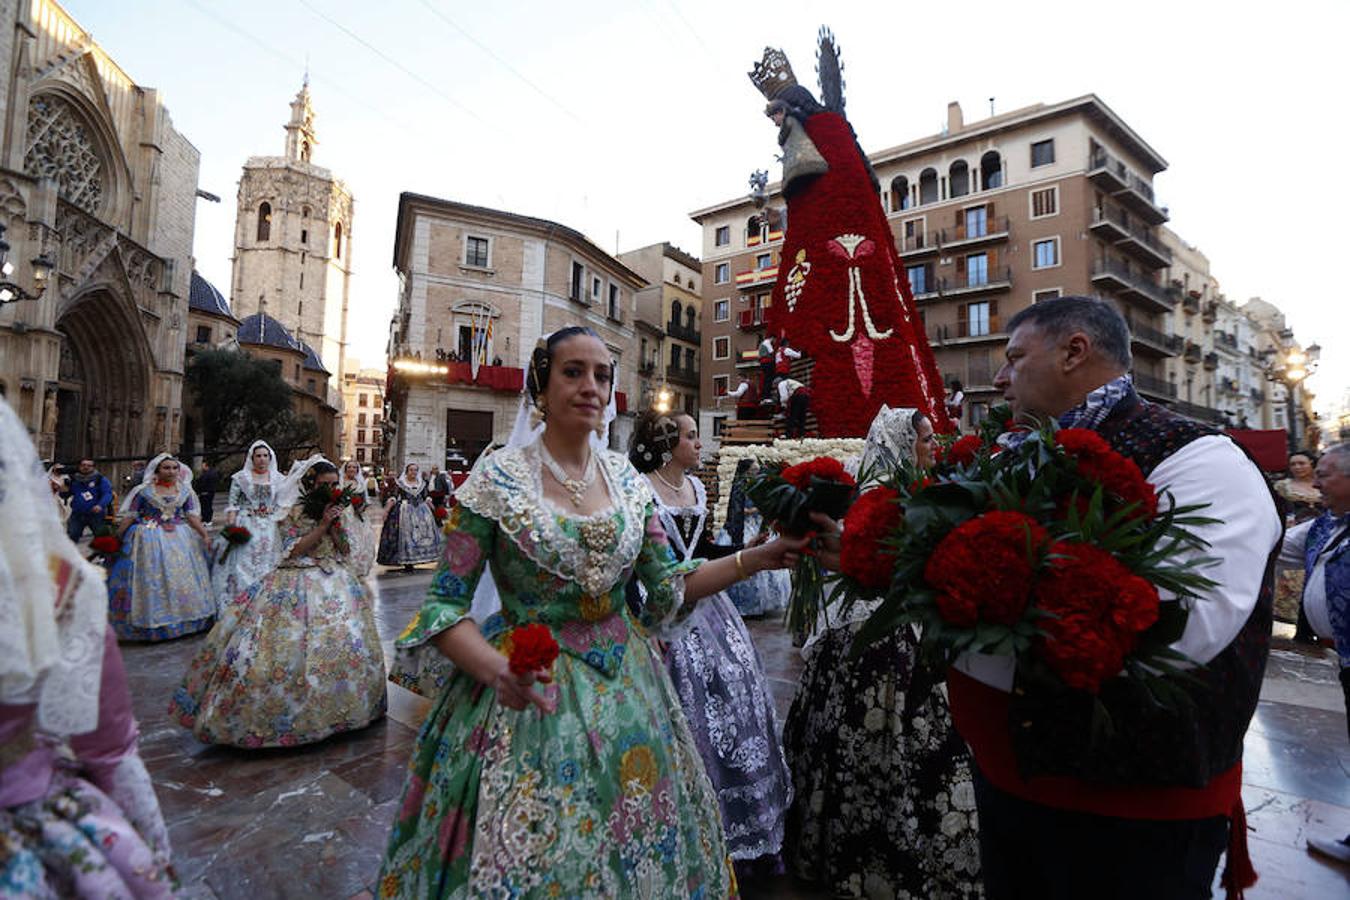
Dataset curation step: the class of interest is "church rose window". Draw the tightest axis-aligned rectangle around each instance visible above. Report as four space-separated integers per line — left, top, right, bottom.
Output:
24 94 106 214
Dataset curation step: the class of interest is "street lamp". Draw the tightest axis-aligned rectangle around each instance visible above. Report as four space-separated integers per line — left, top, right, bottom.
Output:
653 386 673 414
1262 341 1320 452
0 223 55 306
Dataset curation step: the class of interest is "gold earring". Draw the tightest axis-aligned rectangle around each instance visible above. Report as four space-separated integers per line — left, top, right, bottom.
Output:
530 400 546 428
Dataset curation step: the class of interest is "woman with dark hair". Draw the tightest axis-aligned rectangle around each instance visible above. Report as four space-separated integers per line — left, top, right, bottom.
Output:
1274 449 1324 641
169 456 386 747
211 440 286 612
378 327 807 898
106 453 215 641
628 410 793 877
782 406 981 898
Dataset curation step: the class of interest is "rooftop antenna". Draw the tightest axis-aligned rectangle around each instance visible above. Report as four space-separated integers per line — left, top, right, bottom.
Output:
989 96 995 116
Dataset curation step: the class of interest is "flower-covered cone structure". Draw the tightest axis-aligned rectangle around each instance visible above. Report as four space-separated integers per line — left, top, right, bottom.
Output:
752 37 951 437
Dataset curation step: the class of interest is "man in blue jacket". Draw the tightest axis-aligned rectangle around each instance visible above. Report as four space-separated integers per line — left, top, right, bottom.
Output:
62 457 112 541
1280 442 1350 863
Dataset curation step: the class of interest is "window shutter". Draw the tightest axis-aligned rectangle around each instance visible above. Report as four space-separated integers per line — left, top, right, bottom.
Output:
990 298 1000 332
957 302 969 338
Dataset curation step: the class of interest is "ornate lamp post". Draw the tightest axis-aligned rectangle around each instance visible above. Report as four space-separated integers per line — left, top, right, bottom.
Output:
1262 340 1321 452
0 223 55 306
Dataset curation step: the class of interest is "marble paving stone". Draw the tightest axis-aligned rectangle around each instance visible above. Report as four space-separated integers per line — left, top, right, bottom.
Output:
117 567 1350 897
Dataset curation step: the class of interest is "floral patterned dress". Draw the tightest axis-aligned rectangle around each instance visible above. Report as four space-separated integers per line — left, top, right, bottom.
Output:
377 480 444 566
211 476 284 611
1 630 177 898
377 444 737 899
169 505 387 747
647 475 792 864
106 489 214 641
782 621 982 898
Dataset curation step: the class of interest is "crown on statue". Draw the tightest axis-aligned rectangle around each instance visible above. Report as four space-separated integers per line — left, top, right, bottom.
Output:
748 47 797 100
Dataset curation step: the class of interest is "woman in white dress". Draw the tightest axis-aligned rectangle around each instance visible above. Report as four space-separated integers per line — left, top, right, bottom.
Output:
211 440 285 609
627 411 793 876
339 459 376 577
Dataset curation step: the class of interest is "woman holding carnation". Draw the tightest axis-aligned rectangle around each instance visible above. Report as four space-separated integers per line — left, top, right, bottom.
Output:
210 440 286 612
339 459 377 577
377 462 443 570
376 327 807 898
169 457 386 747
627 411 794 879
106 454 215 641
781 404 982 898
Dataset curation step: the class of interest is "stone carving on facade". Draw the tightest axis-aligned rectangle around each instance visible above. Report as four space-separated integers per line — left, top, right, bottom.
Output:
0 177 28 220
24 94 105 215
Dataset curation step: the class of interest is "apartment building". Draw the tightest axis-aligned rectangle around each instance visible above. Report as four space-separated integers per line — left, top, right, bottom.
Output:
339 361 386 469
617 242 704 416
692 94 1185 437
386 193 644 469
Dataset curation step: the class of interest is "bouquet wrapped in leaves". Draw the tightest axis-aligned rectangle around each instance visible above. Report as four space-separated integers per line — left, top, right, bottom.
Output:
746 456 857 638
834 407 1218 735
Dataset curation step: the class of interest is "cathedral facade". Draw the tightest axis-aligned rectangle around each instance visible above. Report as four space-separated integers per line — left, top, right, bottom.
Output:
0 0 200 474
229 79 352 419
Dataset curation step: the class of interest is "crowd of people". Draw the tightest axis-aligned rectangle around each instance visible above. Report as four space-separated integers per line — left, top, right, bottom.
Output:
4 301 1349 897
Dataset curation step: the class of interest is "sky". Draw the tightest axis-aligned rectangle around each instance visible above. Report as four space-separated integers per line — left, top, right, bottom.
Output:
66 0 1350 420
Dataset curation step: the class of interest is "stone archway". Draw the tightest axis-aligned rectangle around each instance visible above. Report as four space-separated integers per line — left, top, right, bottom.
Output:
54 287 152 462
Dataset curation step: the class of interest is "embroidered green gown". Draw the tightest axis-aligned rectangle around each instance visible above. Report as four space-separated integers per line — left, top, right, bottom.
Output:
377 443 737 899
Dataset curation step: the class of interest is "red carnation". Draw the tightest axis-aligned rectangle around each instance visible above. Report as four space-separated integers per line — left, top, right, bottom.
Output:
839 487 902 589
330 487 344 502
223 525 251 545
433 506 449 521
351 494 366 507
1034 541 1161 693
507 623 560 676
943 435 984 467
924 511 1048 626
90 535 121 555
781 457 856 491
1055 429 1158 519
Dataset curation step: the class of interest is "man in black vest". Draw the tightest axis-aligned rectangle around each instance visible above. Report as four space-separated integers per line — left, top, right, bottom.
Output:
946 296 1283 899
195 459 220 524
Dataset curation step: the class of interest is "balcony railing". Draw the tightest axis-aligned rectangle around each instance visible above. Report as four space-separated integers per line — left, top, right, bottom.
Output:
1172 400 1227 425
737 309 765 331
930 322 1004 345
1133 371 1177 399
897 232 936 255
1203 351 1219 370
1091 259 1174 312
1088 147 1130 192
666 321 701 344
1214 330 1238 351
939 215 1011 248
1201 301 1217 323
1182 294 1200 314
941 266 1013 295
1183 341 1203 364
1089 203 1131 242
734 266 778 289
666 362 700 386
1117 221 1172 268
1249 387 1265 403
1219 377 1241 395
1125 319 1181 356
1087 147 1167 224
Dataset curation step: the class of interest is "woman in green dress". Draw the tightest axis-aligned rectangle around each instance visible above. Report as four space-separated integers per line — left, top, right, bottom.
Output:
378 328 805 899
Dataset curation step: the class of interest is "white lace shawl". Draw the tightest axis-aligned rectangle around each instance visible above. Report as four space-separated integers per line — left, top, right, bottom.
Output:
226 440 283 513
0 398 107 735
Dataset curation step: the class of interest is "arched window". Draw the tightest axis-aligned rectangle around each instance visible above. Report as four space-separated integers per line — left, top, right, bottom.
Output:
670 300 682 328
949 160 970 198
256 201 272 242
918 168 939 205
685 307 695 330
746 214 760 239
980 151 1003 190
334 222 343 259
889 175 910 212
301 140 311 162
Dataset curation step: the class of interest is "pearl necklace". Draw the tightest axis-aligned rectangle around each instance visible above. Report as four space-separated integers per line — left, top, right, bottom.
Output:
539 441 597 507
654 468 691 502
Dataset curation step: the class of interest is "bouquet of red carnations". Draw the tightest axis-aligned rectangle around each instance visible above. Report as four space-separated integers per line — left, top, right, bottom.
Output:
88 525 123 565
217 525 252 563
504 623 560 682
746 456 858 638
834 408 1217 726
302 483 365 522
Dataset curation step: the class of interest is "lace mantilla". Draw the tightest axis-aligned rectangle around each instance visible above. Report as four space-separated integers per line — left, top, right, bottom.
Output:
455 442 652 598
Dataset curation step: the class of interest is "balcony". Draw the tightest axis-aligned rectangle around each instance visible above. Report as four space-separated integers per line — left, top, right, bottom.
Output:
1125 319 1182 357
737 309 766 331
1087 147 1130 192
897 231 937 257
1172 400 1227 425
1120 173 1169 225
938 215 1011 251
930 322 1006 347
666 321 701 344
910 275 941 301
1249 387 1265 404
1091 259 1174 313
638 359 657 377
1219 376 1241 396
1088 204 1131 242
1133 371 1177 401
1214 330 1239 353
734 266 778 289
1183 341 1203 364
940 266 1013 297
666 362 700 386
1201 301 1217 323
1203 351 1219 371
1116 221 1172 269
745 229 784 248
1181 293 1200 315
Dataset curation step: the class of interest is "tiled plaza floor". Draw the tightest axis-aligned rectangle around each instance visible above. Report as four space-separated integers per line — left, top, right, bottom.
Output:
121 566 1350 899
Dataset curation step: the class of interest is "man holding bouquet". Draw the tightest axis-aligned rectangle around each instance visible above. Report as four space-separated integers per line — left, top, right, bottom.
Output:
958 297 1281 898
